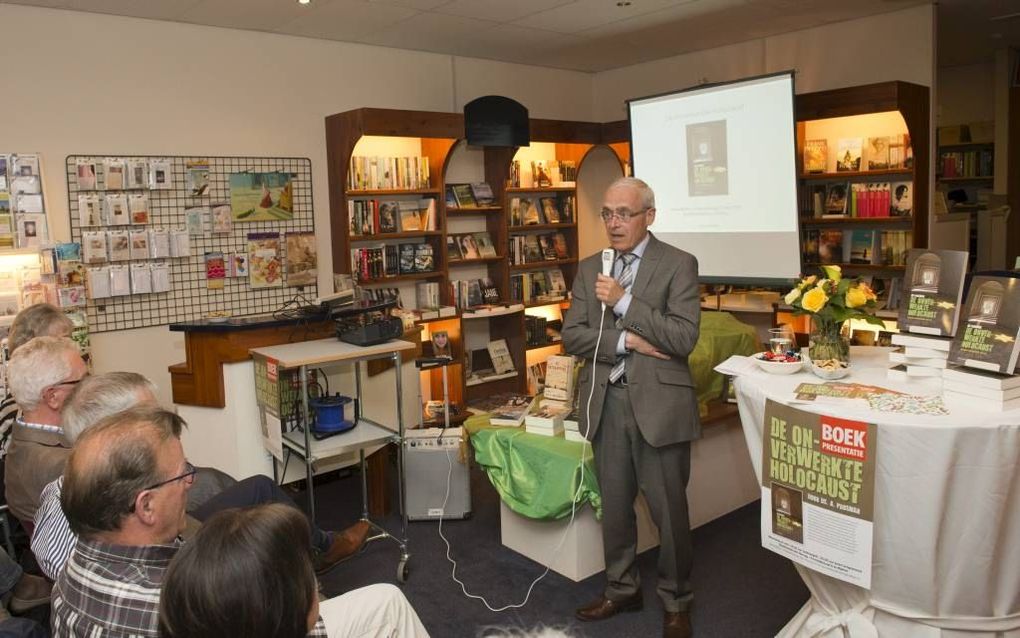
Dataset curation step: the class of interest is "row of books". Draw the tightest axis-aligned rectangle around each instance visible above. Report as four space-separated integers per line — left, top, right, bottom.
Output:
450 277 500 310
509 232 569 265
802 229 912 266
509 195 574 226
938 149 993 178
347 155 431 191
803 135 912 173
508 160 577 189
804 181 912 218
347 198 437 235
350 243 434 281
525 314 561 348
445 183 494 208
447 232 497 260
510 269 567 304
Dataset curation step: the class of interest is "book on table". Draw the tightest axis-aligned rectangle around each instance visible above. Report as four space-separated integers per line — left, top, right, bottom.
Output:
898 249 969 337
488 394 537 426
949 275 1020 375
941 365 1020 390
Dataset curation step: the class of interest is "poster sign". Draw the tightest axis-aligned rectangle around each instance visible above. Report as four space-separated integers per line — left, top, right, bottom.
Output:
761 399 877 588
253 354 284 461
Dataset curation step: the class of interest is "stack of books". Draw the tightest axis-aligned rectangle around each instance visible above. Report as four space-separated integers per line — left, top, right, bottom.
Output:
524 355 582 439
887 333 951 387
941 367 1020 412
524 403 570 437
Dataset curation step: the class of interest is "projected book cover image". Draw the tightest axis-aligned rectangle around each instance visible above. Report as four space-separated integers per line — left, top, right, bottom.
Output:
685 120 729 197
949 275 1020 374
899 249 968 336
770 483 804 544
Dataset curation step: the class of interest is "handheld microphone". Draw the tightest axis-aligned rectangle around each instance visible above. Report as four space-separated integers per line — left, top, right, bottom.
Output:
600 248 614 312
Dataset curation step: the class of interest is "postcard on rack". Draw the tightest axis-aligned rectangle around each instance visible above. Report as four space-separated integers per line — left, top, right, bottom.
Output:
0 156 7 191
57 262 86 287
78 194 101 227
169 230 190 258
230 252 249 277
149 158 173 190
15 193 44 214
130 262 153 294
186 160 211 197
285 232 317 287
204 252 226 290
17 214 47 247
149 229 170 259
103 158 126 190
129 193 150 224
76 159 97 191
150 262 171 293
185 207 208 236
109 265 131 296
58 286 87 309
126 158 148 189
211 204 232 233
105 193 130 226
82 231 109 264
107 230 130 262
247 232 282 288
55 242 82 264
86 266 111 299
229 172 293 222
129 229 150 260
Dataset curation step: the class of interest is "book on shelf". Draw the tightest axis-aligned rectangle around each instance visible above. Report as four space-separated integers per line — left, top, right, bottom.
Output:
445 185 458 209
467 280 484 307
451 184 476 208
898 249 968 336
456 234 480 259
551 232 569 259
807 183 827 218
487 338 515 375
847 230 879 265
835 139 862 172
522 199 542 225
509 197 524 226
487 394 538 427
378 201 399 233
547 269 567 296
470 182 495 206
801 229 820 263
384 244 399 276
348 155 430 191
817 229 843 263
890 182 912 216
473 232 497 258
525 314 548 347
416 281 441 310
398 243 416 274
540 197 561 223
413 243 434 272
480 277 500 304
398 201 422 232
865 136 890 170
419 198 437 230
823 183 848 216
538 235 558 261
523 235 542 263
888 134 912 169
803 139 827 173
446 236 462 261
880 231 911 266
949 275 1020 374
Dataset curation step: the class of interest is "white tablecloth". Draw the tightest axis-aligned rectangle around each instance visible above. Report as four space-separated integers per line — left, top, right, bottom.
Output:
734 347 1020 637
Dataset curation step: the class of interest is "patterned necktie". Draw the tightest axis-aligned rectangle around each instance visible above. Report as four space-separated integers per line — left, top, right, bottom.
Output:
609 253 636 383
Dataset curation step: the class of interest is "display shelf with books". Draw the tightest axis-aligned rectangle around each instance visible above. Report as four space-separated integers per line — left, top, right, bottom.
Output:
795 81 929 277
325 107 623 421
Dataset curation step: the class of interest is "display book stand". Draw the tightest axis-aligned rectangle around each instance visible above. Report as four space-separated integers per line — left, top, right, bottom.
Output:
324 108 629 416
251 336 416 582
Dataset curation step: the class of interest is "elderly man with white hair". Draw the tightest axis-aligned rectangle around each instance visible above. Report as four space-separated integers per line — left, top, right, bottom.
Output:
5 336 86 525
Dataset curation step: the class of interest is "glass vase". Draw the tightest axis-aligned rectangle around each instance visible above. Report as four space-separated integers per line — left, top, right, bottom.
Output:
809 317 850 370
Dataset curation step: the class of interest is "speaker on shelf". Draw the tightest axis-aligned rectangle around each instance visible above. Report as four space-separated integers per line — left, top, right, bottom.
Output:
463 95 530 148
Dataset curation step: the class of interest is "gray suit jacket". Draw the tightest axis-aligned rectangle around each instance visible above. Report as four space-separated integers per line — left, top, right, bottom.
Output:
562 233 702 447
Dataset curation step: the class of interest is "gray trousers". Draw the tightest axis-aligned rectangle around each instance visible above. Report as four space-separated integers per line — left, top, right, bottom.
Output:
594 383 693 612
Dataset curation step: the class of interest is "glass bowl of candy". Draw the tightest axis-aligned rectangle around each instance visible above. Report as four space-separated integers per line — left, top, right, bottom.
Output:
754 350 804 375
810 358 850 380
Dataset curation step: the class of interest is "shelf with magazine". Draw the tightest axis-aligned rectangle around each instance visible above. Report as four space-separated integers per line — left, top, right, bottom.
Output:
795 81 929 311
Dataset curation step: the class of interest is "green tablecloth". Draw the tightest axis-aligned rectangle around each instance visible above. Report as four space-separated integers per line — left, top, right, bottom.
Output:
467 311 759 521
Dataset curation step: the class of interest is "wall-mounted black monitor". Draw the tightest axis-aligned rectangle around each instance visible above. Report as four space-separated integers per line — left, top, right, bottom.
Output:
464 96 530 147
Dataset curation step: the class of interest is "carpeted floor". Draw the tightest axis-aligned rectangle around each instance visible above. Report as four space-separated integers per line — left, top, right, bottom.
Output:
311 460 809 638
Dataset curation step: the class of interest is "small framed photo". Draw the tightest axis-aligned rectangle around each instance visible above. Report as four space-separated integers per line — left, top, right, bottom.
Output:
431 330 452 359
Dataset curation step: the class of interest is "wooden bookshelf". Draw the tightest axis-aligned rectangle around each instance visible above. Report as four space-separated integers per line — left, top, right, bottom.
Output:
325 107 622 413
795 81 929 281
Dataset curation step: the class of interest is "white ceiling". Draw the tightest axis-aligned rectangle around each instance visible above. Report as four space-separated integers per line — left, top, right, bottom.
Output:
3 0 933 72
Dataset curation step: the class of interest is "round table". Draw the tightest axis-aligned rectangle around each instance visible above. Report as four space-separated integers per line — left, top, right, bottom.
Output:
734 347 1020 637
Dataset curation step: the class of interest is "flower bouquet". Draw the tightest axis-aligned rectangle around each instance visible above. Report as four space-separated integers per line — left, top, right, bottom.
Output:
784 265 883 378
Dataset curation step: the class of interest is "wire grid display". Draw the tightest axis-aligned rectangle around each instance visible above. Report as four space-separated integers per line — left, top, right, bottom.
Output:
65 155 317 333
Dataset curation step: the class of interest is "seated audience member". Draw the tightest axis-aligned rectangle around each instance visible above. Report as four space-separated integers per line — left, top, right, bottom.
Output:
52 407 427 638
33 373 368 579
0 546 50 619
5 337 85 524
0 304 73 460
159 503 428 638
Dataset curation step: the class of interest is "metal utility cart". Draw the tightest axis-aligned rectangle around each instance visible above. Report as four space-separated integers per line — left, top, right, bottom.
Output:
250 337 416 581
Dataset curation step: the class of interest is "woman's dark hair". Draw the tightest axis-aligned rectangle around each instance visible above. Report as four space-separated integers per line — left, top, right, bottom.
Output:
159 503 318 638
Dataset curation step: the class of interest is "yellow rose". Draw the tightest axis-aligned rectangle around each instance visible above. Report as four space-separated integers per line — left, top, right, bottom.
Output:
801 286 829 313
845 286 868 308
859 282 877 301
784 288 801 304
822 265 842 283
799 275 817 289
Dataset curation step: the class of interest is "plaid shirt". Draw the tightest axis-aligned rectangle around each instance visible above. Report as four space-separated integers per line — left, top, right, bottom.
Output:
52 538 328 637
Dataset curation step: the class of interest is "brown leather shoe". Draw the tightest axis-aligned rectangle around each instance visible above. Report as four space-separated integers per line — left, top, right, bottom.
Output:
663 611 692 638
314 520 371 575
575 592 643 622
9 573 52 613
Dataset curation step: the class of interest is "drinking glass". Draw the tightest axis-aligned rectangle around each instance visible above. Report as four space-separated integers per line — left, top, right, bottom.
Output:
768 327 795 356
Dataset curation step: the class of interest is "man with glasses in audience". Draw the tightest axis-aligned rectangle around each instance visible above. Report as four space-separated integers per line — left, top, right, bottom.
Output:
5 336 86 525
32 372 370 580
563 177 701 638
52 406 424 638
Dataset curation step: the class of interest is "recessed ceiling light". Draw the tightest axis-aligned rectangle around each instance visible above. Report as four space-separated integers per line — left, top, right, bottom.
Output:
617 1 632 6
298 0 311 4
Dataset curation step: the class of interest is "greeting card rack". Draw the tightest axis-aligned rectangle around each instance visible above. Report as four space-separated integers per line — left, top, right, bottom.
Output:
64 154 317 333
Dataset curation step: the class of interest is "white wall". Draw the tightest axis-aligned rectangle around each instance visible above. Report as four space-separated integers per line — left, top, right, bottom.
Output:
593 4 934 122
0 4 594 410
937 63 996 126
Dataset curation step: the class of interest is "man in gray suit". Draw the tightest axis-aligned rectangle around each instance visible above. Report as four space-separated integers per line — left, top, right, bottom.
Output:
563 177 701 638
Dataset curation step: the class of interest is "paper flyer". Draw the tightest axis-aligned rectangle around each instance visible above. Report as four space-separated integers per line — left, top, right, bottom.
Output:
761 399 876 588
